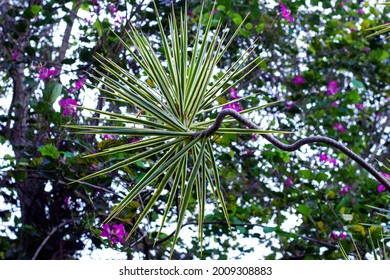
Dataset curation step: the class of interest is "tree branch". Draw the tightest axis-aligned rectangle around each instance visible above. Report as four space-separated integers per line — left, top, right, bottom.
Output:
193 109 390 191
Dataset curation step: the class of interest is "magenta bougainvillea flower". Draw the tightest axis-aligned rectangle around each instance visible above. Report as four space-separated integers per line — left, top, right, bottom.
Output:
334 122 346 132
228 88 240 99
11 50 21 61
381 173 390 181
340 185 351 195
100 224 127 245
331 231 347 240
279 2 294 22
378 173 390 193
39 67 59 79
338 232 347 239
355 103 364 110
318 153 329 162
326 81 339 95
286 101 295 108
223 102 243 112
318 153 337 165
330 102 339 107
59 98 80 116
70 77 87 93
285 176 293 188
103 134 116 140
293 75 305 86
108 5 118 14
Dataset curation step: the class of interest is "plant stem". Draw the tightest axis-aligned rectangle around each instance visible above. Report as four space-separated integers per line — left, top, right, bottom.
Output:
193 108 390 191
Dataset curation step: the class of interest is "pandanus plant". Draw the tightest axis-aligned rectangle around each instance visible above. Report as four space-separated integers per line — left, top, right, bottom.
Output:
66 4 390 256
66 4 278 255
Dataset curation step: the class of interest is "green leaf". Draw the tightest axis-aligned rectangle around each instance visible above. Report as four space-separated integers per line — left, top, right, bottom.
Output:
297 204 311 217
351 79 366 90
31 5 41 15
43 82 62 104
38 144 59 160
263 226 277 233
298 169 312 180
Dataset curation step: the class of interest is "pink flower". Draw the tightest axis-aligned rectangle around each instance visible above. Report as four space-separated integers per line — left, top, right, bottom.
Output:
318 154 329 162
103 134 116 140
293 75 305 86
326 81 339 95
39 67 59 79
381 172 390 180
355 103 364 110
378 185 386 193
11 50 21 61
64 197 70 206
279 2 294 22
285 176 293 188
70 77 87 93
100 224 127 245
318 154 337 165
251 134 257 140
330 102 339 107
223 102 243 112
334 122 346 132
59 98 80 116
357 9 364 15
331 231 347 240
338 232 347 239
286 101 295 108
130 138 140 143
228 88 240 99
340 185 351 195
108 5 118 14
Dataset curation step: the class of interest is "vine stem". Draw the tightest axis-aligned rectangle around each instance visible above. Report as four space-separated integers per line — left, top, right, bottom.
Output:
193 108 390 192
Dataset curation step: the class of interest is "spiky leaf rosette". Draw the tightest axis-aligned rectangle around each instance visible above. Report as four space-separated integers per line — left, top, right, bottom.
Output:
66 4 278 256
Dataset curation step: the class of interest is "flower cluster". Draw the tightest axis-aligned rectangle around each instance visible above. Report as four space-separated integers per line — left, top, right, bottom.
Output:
11 50 21 61
39 67 59 79
59 98 80 116
69 77 87 93
223 87 243 112
279 2 294 22
340 185 351 196
334 122 346 132
326 81 339 95
100 224 127 245
285 176 293 188
293 75 305 86
318 153 337 165
331 231 347 240
378 172 390 193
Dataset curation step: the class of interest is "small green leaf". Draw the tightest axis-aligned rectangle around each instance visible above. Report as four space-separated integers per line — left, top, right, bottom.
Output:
351 79 366 90
31 5 41 15
298 169 312 180
38 144 59 159
297 204 311 217
263 226 277 233
43 82 62 104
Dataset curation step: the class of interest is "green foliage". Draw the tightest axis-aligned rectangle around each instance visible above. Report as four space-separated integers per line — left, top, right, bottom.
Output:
1 0 390 260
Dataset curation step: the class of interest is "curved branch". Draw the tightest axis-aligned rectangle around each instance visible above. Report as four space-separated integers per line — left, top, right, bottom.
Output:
193 109 390 191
